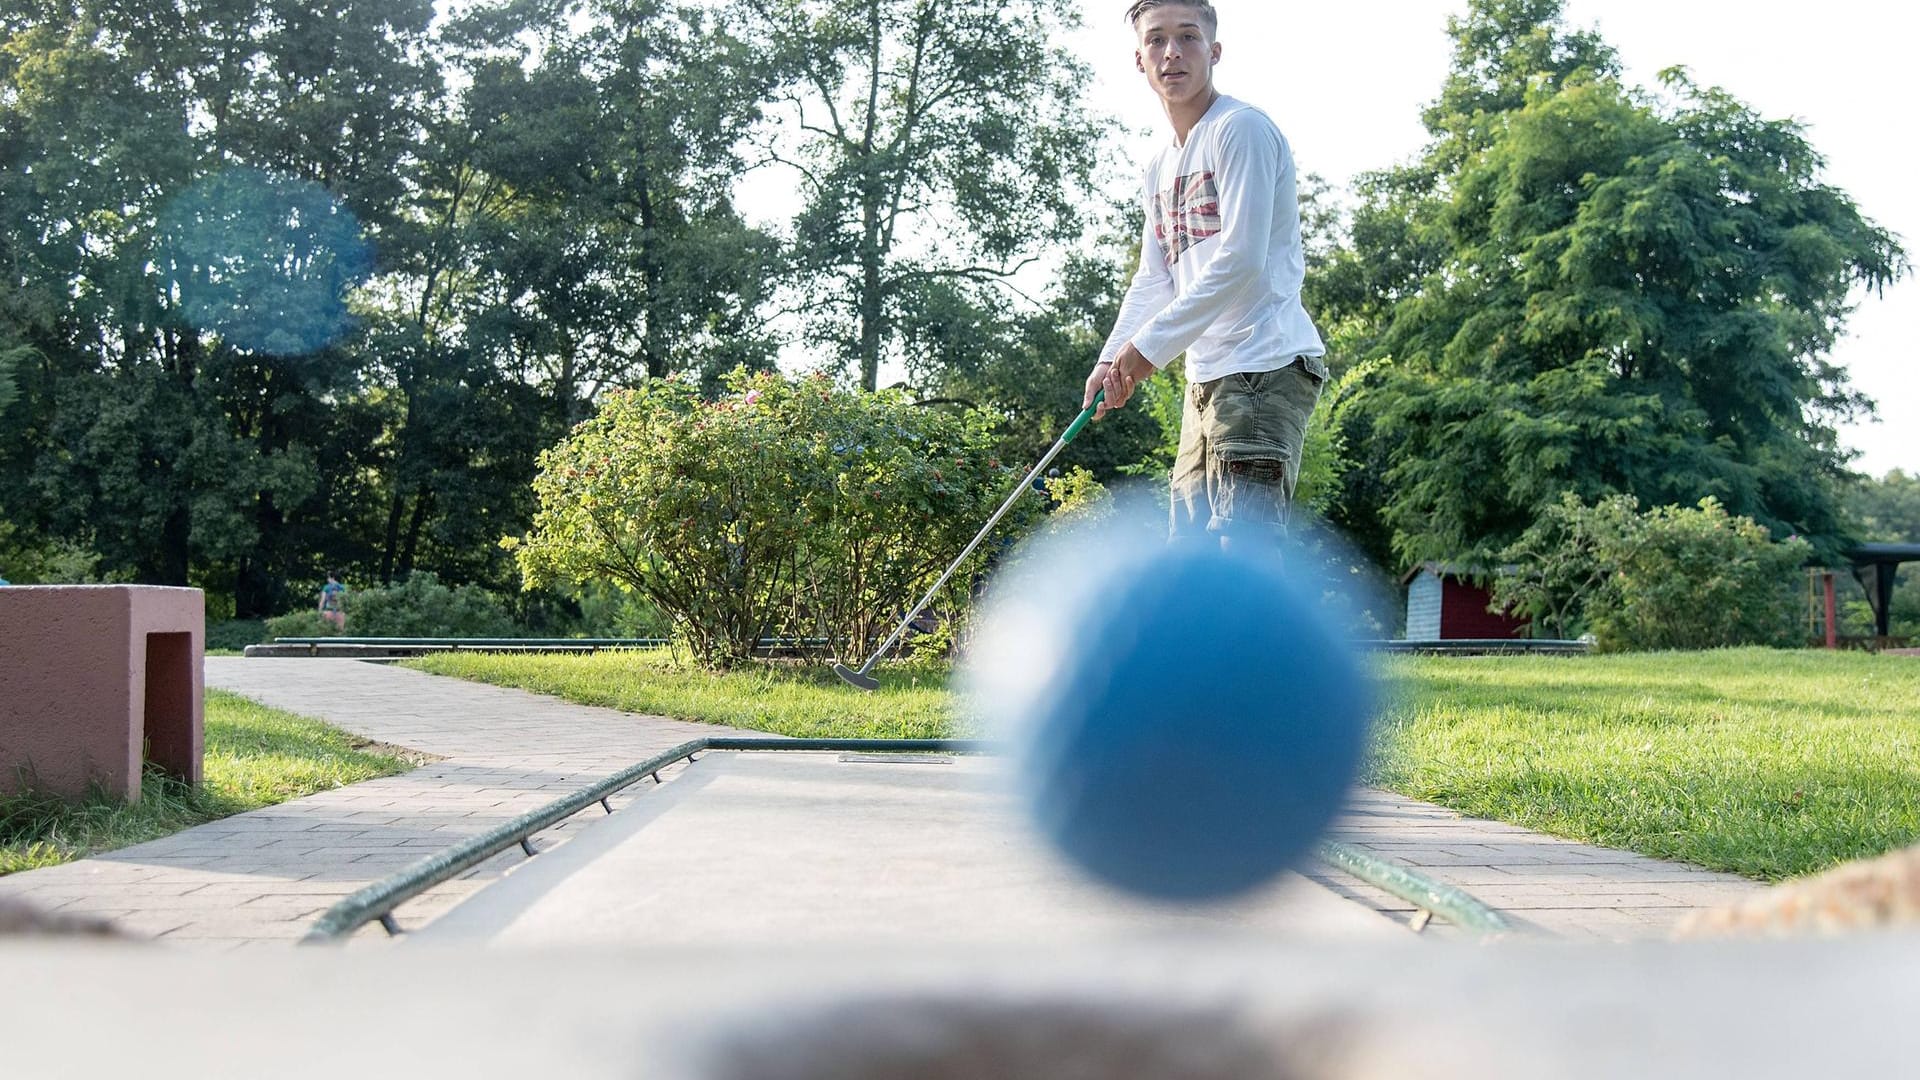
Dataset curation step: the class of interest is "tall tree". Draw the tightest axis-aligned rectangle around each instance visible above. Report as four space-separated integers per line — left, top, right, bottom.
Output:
912 235 1162 481
1848 470 1920 544
1 0 439 613
741 0 1107 390
1320 0 1904 568
431 0 783 403
353 0 787 587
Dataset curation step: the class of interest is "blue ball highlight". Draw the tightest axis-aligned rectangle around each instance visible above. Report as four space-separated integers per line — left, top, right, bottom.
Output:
1014 541 1374 902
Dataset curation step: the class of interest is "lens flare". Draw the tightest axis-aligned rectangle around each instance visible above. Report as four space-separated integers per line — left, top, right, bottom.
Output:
154 168 371 357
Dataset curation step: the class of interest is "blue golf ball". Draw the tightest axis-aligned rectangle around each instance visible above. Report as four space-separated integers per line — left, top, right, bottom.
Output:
1007 541 1374 902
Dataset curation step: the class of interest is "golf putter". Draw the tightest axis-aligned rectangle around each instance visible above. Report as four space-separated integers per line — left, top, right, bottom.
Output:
834 389 1106 691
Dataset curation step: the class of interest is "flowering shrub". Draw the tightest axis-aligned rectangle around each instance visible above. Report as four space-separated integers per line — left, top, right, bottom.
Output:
511 370 1031 668
1496 494 1811 651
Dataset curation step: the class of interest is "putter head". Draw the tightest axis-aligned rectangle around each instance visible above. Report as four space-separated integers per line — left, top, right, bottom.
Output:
833 663 881 692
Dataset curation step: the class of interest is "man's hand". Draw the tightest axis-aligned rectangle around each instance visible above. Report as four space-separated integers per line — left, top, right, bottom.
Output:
1083 363 1113 421
1084 344 1156 420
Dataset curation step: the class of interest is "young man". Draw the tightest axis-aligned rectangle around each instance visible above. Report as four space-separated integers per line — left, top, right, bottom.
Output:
1088 0 1327 546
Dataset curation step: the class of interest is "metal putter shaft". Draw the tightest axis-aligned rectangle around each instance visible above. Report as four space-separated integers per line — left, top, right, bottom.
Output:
833 389 1107 692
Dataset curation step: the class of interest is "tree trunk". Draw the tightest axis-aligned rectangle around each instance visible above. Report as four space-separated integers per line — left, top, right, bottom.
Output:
857 0 884 392
859 252 882 391
633 132 667 381
398 489 432 579
234 490 285 618
380 492 404 585
157 503 192 587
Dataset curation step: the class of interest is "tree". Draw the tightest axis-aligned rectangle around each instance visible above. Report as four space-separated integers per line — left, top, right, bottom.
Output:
911 242 1163 481
431 0 784 402
1323 0 1905 569
0 0 441 614
343 0 789 590
1847 470 1920 544
4 0 797 612
741 0 1108 389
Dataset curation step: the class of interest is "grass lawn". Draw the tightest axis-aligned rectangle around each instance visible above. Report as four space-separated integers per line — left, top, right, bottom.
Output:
414 649 953 739
1376 649 1919 881
415 646 1919 882
1 690 417 876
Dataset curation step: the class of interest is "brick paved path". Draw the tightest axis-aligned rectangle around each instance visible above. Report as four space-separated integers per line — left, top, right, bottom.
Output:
1313 790 1760 939
0 659 755 947
0 658 1760 946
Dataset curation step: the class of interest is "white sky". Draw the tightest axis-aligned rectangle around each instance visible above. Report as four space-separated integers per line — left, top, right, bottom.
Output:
1067 0 1917 477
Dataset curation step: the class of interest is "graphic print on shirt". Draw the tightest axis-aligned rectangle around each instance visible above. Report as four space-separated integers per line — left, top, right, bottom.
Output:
1151 171 1222 268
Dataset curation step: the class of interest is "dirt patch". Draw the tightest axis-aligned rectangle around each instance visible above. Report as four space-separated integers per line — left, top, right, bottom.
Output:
348 737 446 768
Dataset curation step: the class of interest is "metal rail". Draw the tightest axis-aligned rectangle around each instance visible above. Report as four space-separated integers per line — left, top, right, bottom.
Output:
1370 639 1591 656
251 637 1592 660
302 739 1514 944
247 637 836 660
1316 841 1516 938
269 637 831 648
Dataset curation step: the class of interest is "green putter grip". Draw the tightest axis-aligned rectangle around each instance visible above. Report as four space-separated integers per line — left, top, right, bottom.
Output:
1062 388 1106 445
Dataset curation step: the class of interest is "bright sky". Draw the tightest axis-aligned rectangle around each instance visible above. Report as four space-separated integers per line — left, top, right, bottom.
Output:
1068 0 1917 477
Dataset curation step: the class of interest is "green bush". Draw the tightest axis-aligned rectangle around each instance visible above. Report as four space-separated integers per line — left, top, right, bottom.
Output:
571 581 673 638
512 370 1032 668
504 581 675 640
1497 494 1811 651
1040 466 1113 534
346 572 518 638
263 610 341 639
206 619 269 650
0 523 116 584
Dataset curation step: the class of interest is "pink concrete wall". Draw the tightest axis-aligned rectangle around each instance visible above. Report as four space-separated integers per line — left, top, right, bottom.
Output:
0 586 205 802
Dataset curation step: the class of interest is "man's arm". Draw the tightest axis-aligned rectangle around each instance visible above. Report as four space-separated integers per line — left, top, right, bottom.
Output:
1086 180 1175 417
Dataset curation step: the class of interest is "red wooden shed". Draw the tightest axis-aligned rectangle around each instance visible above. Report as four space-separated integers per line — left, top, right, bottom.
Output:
1401 563 1531 641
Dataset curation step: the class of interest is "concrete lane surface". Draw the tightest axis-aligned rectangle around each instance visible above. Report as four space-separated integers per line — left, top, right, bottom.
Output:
424 750 1405 947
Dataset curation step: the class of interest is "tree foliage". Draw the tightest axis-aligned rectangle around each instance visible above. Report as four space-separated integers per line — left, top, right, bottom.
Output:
0 0 796 615
512 370 1033 667
913 242 1162 481
5 0 1899 647
0 0 440 614
741 0 1108 389
1318 0 1905 571
1847 470 1920 545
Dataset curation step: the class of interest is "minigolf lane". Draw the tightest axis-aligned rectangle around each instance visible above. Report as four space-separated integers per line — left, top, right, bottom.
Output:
421 751 1406 946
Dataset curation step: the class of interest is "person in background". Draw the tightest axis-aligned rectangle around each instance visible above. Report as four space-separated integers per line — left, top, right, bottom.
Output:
318 570 348 630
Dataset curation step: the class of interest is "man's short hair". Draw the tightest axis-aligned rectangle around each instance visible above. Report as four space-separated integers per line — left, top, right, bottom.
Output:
1126 0 1218 36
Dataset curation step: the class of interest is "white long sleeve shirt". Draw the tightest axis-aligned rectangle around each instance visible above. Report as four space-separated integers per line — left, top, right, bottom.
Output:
1098 95 1326 385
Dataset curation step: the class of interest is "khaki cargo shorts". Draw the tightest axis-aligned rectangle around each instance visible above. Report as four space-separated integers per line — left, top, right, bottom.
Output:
1170 357 1324 543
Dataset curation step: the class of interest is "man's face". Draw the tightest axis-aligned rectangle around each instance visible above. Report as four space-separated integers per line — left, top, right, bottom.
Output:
1134 6 1221 107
